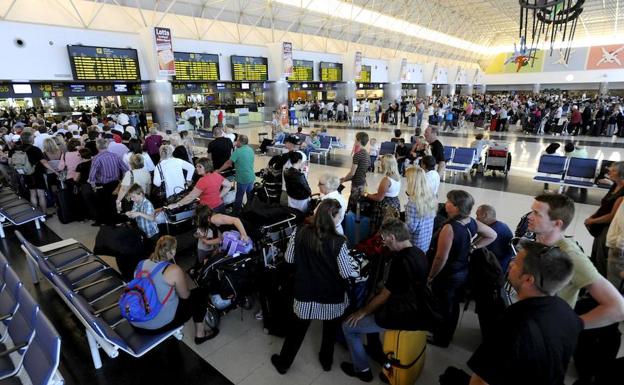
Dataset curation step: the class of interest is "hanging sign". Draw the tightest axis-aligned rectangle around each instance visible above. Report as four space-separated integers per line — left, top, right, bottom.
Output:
154 27 175 76
282 42 293 77
354 51 362 79
400 58 409 82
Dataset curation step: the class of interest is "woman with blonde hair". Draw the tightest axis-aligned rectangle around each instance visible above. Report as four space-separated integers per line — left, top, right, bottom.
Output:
131 235 218 343
404 166 437 252
363 154 401 232
116 153 152 211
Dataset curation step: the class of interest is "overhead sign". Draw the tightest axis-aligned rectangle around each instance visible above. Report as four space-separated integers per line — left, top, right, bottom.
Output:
173 52 220 81
67 45 141 81
289 59 314 81
154 27 175 76
354 51 362 79
319 62 342 82
230 55 268 81
356 65 371 83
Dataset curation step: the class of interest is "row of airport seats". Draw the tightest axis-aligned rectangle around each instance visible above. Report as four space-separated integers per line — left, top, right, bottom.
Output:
444 147 479 175
0 253 62 385
0 187 46 238
15 231 184 370
533 155 612 191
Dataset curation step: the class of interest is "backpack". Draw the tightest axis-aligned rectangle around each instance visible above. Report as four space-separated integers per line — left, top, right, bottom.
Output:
118 261 174 322
11 150 35 175
515 211 535 239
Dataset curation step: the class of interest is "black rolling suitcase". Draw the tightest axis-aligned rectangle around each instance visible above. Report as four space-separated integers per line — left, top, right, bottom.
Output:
259 262 295 337
55 185 81 224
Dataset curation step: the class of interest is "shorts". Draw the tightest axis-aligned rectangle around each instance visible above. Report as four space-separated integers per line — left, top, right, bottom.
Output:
24 172 46 190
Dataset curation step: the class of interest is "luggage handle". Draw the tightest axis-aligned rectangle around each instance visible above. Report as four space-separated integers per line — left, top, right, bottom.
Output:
384 341 426 370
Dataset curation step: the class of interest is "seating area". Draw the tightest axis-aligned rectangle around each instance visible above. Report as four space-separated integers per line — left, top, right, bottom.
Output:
533 155 611 191
0 252 63 385
444 146 478 176
0 187 46 239
15 231 184 370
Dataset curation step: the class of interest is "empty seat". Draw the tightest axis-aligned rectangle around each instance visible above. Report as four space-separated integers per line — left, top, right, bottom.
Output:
444 146 455 162
13 312 62 385
0 269 22 337
0 286 38 380
533 154 567 183
379 141 396 156
563 157 598 187
446 147 477 173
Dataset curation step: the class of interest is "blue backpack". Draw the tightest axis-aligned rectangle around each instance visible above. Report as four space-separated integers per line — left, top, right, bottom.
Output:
119 261 174 322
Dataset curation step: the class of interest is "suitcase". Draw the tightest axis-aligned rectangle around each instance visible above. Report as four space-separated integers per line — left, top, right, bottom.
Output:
474 118 484 128
55 187 80 224
408 115 417 128
382 330 427 385
259 263 295 337
489 118 498 131
344 202 371 247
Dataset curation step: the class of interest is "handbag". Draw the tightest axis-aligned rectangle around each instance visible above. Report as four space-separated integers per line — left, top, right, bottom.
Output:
151 164 167 207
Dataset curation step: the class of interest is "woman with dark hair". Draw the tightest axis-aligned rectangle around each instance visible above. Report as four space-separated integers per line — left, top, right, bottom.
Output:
167 158 232 213
427 189 497 347
123 138 155 172
131 235 218 343
271 199 357 374
192 204 249 262
283 151 311 213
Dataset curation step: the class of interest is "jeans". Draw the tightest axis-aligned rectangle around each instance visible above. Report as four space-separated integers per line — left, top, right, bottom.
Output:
417 111 423 128
234 182 254 212
342 315 385 372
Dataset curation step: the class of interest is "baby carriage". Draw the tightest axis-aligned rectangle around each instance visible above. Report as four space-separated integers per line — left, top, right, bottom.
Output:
484 143 512 177
252 155 285 204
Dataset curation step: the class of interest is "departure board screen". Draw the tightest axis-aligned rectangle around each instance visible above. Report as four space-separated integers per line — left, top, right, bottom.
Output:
319 62 342 82
356 65 372 83
67 45 140 81
230 55 268 81
289 59 313 81
173 52 220 81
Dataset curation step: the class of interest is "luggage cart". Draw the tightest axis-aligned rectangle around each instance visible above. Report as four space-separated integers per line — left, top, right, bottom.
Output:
256 213 298 267
484 143 511 177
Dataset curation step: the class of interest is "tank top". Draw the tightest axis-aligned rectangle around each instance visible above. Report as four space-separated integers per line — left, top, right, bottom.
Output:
130 260 179 330
384 177 401 197
442 218 477 277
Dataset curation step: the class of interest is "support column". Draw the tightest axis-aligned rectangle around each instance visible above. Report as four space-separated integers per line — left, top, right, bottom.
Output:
599 81 609 95
141 81 175 131
335 81 356 103
264 80 289 121
138 28 175 130
476 84 486 94
382 58 403 106
444 84 456 97
418 83 433 99
460 84 474 96
533 83 541 94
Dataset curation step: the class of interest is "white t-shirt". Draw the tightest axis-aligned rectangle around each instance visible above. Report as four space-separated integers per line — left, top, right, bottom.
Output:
153 157 195 197
121 169 152 194
123 152 155 173
425 169 441 195
125 126 136 138
117 113 130 126
33 133 52 150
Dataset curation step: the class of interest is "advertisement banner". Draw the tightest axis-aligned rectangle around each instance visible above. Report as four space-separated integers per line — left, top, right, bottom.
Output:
354 51 362 79
282 42 293 77
154 27 175 76
399 58 409 82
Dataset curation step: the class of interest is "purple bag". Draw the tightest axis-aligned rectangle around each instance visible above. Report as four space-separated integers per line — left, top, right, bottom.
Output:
221 231 252 256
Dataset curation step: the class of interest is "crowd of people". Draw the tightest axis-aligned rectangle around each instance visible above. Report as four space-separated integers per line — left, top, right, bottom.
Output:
1 101 624 385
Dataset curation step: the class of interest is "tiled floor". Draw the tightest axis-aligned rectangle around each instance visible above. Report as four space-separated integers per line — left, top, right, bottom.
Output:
8 119 624 384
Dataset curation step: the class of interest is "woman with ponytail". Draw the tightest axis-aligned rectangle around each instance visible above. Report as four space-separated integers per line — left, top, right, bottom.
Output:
271 199 358 375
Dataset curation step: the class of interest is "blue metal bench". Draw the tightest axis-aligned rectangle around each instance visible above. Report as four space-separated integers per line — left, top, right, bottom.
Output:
443 146 455 163
309 136 332 164
16 232 184 370
562 157 599 188
446 147 477 176
533 154 568 185
0 188 46 238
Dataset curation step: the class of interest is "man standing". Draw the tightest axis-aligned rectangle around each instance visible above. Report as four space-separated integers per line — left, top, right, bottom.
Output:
217 135 254 213
424 126 445 178
117 110 130 128
476 205 514 272
88 138 129 225
340 132 370 211
207 125 234 171
466 242 582 385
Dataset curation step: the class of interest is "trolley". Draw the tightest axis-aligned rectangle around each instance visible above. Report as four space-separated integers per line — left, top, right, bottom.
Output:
484 143 512 177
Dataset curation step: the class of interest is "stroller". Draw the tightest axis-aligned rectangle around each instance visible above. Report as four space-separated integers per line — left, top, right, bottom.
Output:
252 154 285 204
484 143 511 177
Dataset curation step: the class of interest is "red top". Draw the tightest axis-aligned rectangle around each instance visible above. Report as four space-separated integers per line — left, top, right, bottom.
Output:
570 110 582 124
195 172 225 209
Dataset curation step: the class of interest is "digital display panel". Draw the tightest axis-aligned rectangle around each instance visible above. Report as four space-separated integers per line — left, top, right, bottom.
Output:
67 45 141 81
356 65 372 83
319 62 342 82
13 84 32 94
230 55 268 81
173 52 220 81
289 59 313 81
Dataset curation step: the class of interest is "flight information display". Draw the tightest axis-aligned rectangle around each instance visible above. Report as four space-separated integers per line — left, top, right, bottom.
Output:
174 52 220 81
67 45 140 81
356 65 372 83
230 55 268 81
319 62 342 82
289 59 314 81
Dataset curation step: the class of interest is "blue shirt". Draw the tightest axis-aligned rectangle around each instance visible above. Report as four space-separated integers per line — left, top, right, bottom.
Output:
486 221 514 272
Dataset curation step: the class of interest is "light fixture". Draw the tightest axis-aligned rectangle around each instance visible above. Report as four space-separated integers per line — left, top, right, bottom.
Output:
565 74 574 81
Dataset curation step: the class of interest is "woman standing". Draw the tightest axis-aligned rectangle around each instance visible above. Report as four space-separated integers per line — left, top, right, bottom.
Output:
131 236 219 343
363 155 401 232
116 154 152 212
271 199 357 374
283 151 312 213
167 158 232 213
404 166 437 252
585 162 624 276
153 144 195 200
427 190 496 347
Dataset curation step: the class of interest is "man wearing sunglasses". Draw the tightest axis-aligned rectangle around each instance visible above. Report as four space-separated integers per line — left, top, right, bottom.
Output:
466 242 582 385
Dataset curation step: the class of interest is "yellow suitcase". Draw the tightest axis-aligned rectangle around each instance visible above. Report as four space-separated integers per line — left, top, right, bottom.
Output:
382 330 427 385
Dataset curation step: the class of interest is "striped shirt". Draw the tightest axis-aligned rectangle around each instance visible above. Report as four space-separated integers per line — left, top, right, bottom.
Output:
405 201 435 253
285 229 357 320
132 198 159 238
88 150 129 185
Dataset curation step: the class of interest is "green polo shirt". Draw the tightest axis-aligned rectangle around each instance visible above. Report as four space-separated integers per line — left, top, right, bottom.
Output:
229 144 255 184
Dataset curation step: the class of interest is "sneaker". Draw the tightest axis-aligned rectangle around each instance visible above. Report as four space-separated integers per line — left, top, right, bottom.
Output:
255 311 263 320
340 362 373 382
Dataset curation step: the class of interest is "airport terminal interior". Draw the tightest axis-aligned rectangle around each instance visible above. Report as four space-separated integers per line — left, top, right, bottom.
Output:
0 1 624 385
